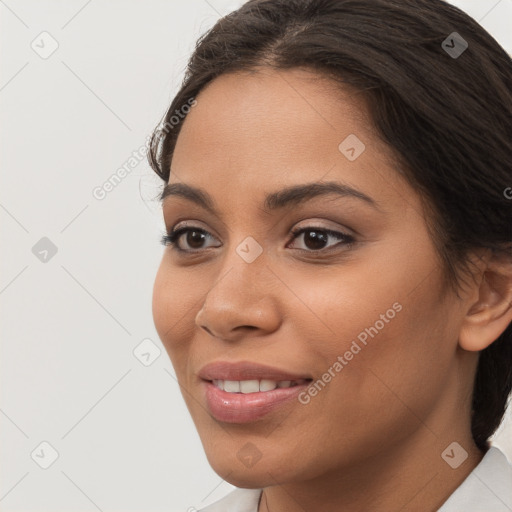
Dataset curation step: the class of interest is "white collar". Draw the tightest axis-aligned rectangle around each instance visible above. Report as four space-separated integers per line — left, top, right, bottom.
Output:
438 445 512 511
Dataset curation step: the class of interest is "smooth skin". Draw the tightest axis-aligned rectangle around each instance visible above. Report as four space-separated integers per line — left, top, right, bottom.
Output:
152 67 512 511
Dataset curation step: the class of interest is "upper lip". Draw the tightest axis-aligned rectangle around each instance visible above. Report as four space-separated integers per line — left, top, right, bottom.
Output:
198 361 312 382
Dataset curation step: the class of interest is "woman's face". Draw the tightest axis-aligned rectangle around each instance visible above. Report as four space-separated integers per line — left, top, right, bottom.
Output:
152 68 475 487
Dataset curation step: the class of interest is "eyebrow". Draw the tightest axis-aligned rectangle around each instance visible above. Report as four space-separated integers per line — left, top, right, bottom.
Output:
160 180 381 214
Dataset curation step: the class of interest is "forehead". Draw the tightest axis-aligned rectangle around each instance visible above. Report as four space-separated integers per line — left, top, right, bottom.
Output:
170 67 407 207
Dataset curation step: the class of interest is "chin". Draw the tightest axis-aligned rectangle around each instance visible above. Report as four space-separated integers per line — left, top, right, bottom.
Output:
214 467 275 489
205 448 303 489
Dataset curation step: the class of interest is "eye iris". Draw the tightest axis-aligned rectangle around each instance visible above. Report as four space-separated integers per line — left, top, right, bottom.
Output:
187 230 206 249
304 230 327 250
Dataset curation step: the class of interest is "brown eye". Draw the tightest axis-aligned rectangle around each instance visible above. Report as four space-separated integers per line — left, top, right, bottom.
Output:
161 227 220 252
288 227 355 252
183 229 208 249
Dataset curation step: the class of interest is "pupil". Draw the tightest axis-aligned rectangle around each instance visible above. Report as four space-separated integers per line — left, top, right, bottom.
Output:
305 230 327 250
187 230 205 248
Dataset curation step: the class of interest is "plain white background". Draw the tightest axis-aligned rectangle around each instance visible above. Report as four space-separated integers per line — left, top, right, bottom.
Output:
1 1 511 510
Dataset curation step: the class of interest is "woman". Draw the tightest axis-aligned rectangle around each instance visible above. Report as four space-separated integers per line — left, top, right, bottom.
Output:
149 0 512 510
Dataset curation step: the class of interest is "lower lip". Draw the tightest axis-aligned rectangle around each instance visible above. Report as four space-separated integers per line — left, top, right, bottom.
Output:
202 380 311 423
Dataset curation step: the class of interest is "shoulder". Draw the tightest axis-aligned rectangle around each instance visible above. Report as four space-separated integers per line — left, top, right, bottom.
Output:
196 487 263 512
438 445 512 512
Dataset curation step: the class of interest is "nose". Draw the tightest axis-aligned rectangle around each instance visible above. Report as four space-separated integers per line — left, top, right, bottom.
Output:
194 254 282 342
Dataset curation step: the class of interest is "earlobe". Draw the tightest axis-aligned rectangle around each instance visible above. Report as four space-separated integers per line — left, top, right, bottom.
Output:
458 252 512 352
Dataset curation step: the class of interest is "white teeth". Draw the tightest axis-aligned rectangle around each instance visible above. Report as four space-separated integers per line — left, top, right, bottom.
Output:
211 379 303 393
240 380 260 394
223 380 240 393
259 379 278 392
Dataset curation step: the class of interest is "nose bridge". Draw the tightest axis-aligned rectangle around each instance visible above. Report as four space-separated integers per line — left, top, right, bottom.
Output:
214 221 270 288
207 236 269 308
195 236 281 338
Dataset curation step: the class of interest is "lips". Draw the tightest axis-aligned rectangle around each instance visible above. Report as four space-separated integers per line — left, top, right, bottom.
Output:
198 360 312 382
203 380 311 423
197 361 313 423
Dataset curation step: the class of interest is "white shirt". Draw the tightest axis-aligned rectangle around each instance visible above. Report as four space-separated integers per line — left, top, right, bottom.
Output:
196 446 512 511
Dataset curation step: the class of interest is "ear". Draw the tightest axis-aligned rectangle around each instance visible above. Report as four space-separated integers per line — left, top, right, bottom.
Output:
459 250 512 352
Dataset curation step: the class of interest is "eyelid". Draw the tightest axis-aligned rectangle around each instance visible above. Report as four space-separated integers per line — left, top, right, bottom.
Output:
172 219 221 238
290 218 355 236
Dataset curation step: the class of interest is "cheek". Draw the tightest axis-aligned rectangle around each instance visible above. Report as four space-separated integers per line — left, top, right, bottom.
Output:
151 260 199 360
152 263 171 343
281 252 452 419
273 257 407 361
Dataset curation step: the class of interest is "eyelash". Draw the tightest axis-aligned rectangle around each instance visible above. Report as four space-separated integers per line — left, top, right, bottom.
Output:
160 225 355 255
